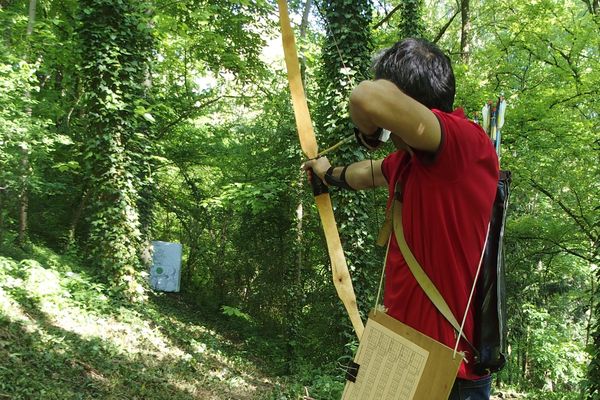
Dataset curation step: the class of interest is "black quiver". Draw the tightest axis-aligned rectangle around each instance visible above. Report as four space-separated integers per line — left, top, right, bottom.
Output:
473 170 511 375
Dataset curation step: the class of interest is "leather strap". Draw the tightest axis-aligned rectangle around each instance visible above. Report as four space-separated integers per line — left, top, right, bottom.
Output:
324 166 355 190
391 199 474 349
376 209 393 247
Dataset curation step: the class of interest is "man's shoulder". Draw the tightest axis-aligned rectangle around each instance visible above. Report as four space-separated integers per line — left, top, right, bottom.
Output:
434 108 493 151
433 108 485 134
423 108 497 177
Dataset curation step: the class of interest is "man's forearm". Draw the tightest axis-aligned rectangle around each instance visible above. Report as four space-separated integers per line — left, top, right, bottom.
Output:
327 159 385 190
349 80 441 152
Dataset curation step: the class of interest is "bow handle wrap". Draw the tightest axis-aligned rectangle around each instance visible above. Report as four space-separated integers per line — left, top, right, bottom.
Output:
277 0 364 339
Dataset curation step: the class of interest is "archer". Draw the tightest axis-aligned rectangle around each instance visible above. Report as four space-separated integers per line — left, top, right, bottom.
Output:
303 38 499 400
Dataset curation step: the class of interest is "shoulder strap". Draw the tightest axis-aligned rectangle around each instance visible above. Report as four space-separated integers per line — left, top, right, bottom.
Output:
391 199 475 350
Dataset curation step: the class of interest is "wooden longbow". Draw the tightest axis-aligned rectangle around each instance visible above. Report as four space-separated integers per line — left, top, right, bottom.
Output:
276 0 364 339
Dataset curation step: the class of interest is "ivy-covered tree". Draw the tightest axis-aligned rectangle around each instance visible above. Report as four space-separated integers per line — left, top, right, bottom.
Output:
315 0 377 334
398 0 425 39
77 0 155 296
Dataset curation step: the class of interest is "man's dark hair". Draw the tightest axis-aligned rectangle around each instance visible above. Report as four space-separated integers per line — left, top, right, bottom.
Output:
372 38 455 112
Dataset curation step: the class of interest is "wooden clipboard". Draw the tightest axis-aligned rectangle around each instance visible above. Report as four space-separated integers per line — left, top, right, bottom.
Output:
342 310 463 400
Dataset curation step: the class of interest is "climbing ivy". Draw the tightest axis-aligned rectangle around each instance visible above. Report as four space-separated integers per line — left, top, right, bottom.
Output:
398 0 425 39
77 0 155 297
315 0 379 336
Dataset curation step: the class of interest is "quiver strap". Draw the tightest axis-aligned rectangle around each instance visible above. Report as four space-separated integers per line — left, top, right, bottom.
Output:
391 200 476 353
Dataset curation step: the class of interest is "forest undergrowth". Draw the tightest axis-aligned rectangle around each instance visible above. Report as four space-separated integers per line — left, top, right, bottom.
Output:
0 241 290 400
0 240 579 400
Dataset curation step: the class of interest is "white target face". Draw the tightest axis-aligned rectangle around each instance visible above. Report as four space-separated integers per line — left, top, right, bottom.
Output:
149 242 182 292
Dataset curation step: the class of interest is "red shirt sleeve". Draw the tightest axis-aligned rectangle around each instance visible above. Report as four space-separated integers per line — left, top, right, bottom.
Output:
381 150 408 206
414 109 496 180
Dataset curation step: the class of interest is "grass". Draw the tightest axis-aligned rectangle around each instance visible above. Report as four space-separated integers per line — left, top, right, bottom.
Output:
1 242 567 400
0 243 283 399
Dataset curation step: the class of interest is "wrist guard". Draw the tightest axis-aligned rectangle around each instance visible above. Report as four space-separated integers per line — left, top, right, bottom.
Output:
324 166 355 191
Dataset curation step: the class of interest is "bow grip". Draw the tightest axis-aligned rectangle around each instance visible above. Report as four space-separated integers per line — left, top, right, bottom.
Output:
309 169 329 196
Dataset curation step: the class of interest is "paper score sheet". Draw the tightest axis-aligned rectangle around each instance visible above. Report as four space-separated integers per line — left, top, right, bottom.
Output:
342 317 429 400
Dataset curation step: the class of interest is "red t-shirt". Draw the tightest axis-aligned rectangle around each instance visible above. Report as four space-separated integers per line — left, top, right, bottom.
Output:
381 108 498 380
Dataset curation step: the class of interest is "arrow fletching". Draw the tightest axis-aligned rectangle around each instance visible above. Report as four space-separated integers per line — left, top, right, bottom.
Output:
497 97 507 130
481 103 491 134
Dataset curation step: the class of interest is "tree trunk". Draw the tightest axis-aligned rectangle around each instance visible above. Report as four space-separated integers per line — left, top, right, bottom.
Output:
317 0 374 335
78 0 155 296
296 200 303 286
588 268 600 399
299 0 312 39
522 345 529 385
299 0 312 85
510 343 516 386
284 1 313 373
584 0 599 15
66 189 88 247
27 0 36 34
460 0 471 62
18 0 36 246
18 152 29 245
398 0 424 39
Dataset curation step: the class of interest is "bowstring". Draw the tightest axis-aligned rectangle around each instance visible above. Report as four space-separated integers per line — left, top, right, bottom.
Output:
370 157 379 228
314 1 382 266
313 2 368 82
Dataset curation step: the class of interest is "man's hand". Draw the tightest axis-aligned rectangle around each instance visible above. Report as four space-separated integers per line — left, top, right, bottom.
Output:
355 128 384 151
302 156 332 184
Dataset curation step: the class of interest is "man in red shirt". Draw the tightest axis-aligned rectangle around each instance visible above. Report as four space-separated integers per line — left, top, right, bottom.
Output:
304 38 498 399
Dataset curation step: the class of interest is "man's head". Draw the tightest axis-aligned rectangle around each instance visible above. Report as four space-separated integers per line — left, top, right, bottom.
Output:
372 38 455 112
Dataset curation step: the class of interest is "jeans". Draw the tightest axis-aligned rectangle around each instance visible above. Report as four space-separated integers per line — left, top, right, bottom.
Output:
447 375 492 400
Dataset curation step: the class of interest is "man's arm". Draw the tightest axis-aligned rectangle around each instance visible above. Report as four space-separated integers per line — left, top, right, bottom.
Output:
349 80 441 153
302 157 386 190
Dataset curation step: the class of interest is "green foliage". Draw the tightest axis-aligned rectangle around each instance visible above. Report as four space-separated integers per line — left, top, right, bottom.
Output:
0 59 48 210
0 242 283 399
77 0 156 296
269 367 345 400
155 0 270 82
1 0 598 397
520 303 587 389
0 8 58 241
450 0 599 395
221 305 253 323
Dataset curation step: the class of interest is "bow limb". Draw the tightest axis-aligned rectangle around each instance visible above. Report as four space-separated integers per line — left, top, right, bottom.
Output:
277 0 364 339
